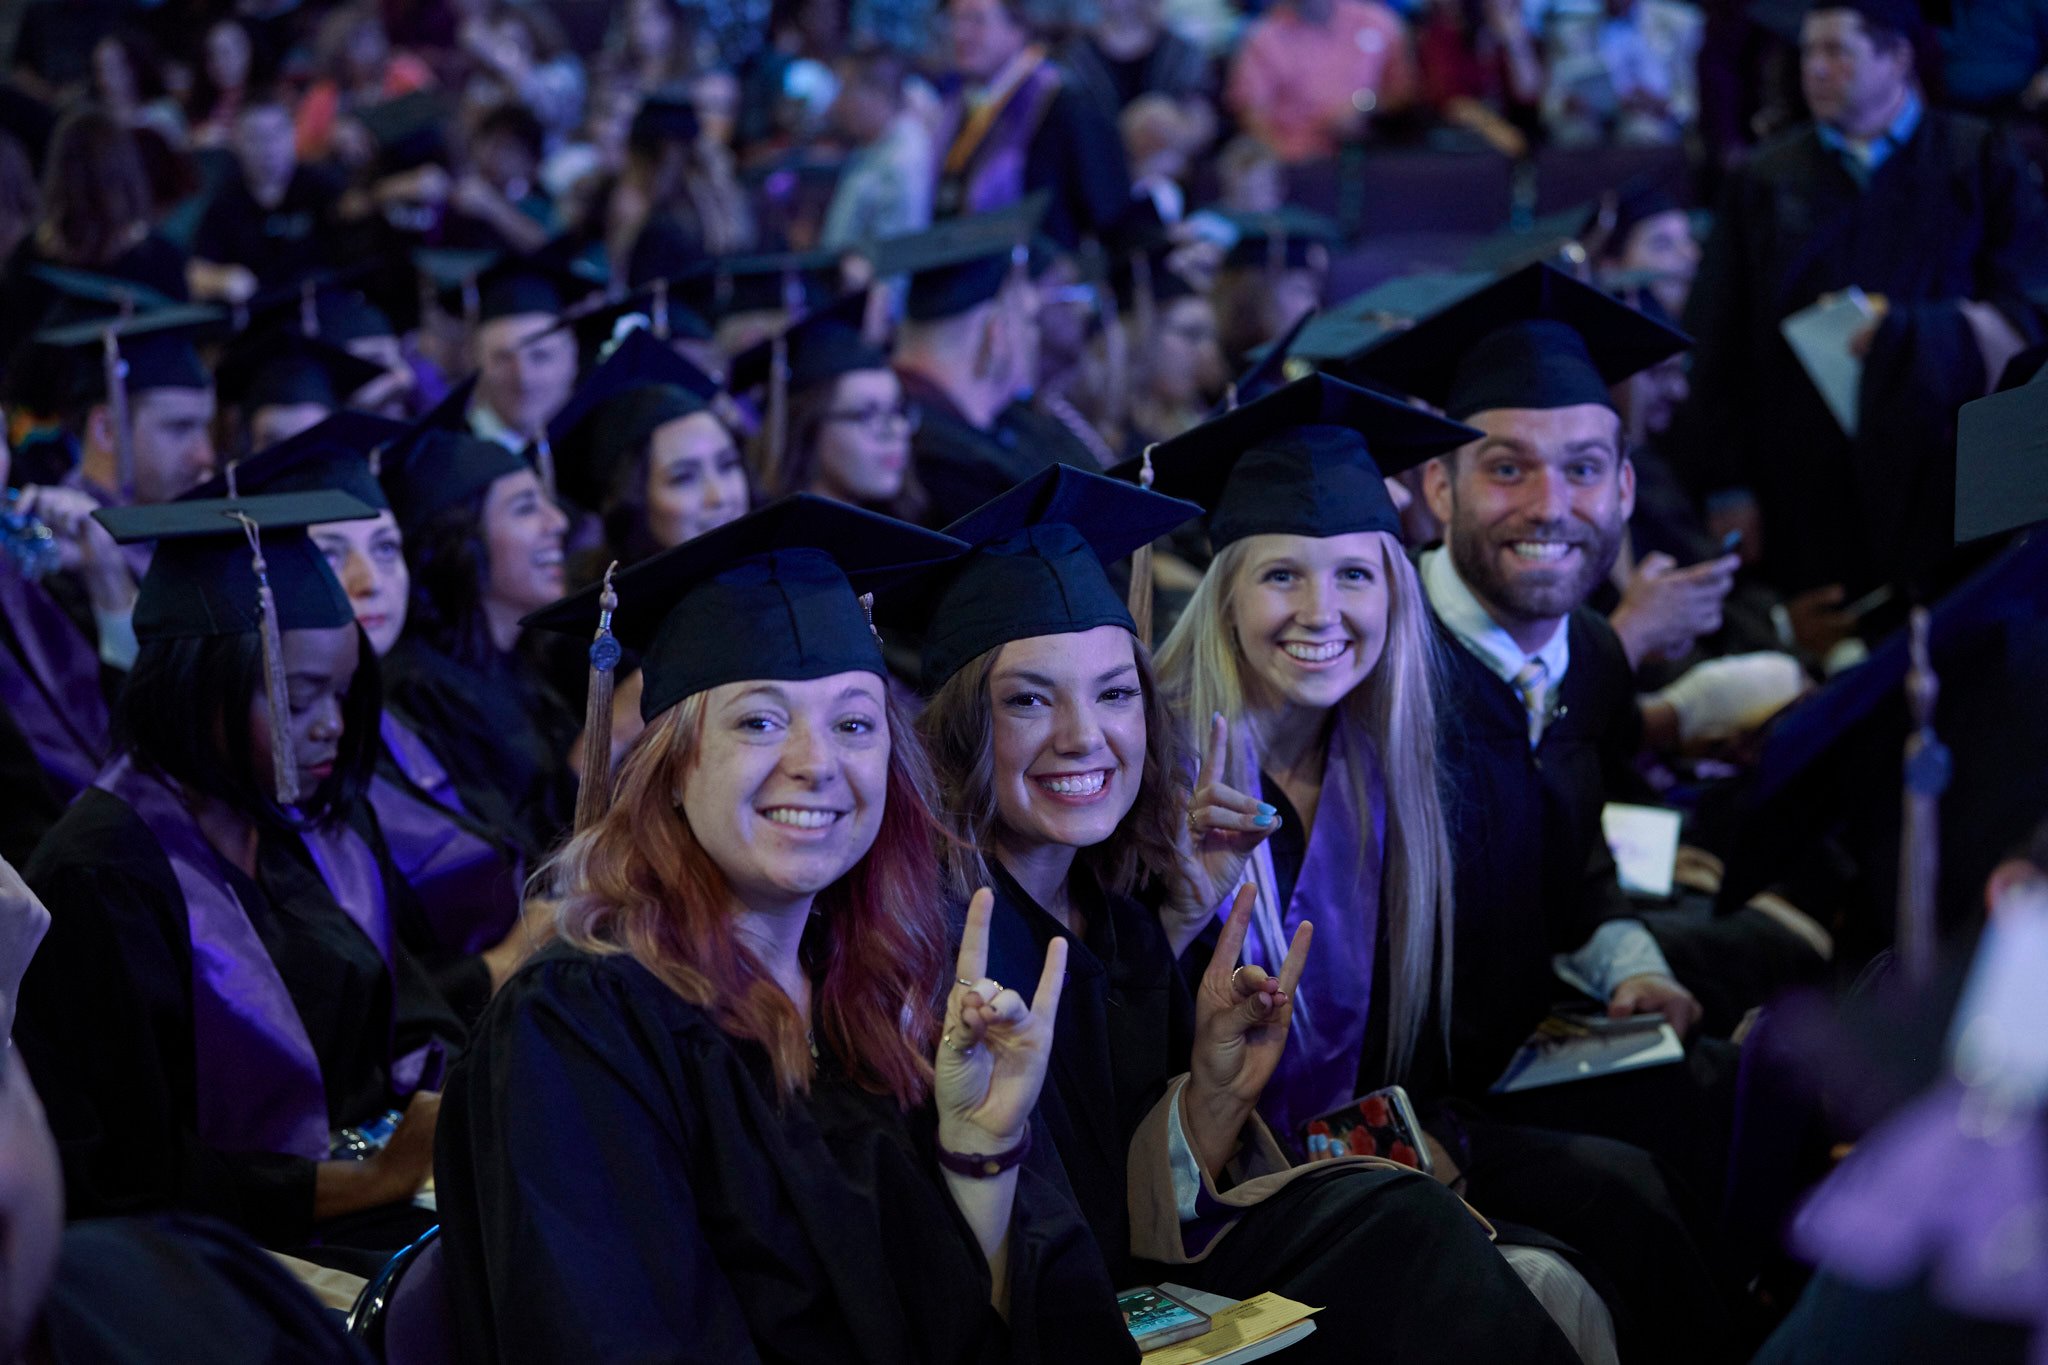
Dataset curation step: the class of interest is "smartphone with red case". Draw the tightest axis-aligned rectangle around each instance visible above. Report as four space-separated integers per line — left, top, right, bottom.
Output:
1300 1084 1435 1176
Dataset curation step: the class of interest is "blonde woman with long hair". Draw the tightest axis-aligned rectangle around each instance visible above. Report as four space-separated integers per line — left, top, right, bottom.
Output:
1141 374 1477 1146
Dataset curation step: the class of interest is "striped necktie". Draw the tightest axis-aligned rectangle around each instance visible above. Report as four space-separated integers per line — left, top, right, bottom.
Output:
1512 658 1549 748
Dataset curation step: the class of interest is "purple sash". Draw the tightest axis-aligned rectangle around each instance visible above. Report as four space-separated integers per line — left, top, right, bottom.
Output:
1225 720 1387 1146
95 755 430 1159
936 53 1065 218
0 568 108 798
371 712 523 956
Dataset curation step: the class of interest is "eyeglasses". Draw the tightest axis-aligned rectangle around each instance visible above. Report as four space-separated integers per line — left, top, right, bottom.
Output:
820 403 922 436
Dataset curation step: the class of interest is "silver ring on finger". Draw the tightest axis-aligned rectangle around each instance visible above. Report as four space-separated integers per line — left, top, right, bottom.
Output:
1230 965 1251 991
956 977 976 989
943 1029 976 1054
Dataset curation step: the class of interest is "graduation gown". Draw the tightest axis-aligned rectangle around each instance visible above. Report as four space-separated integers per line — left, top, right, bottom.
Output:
1676 109 2048 595
32 1213 370 1365
370 711 527 1026
380 635 579 865
980 868 1583 1365
435 947 1134 1365
1433 606 1645 1094
899 373 1059 530
15 784 463 1251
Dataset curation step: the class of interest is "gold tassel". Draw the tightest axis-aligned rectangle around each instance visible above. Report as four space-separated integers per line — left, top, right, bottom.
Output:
575 562 623 833
233 512 300 807
101 327 137 500
1897 607 1946 987
651 278 671 340
1127 443 1157 646
533 432 558 504
225 460 240 500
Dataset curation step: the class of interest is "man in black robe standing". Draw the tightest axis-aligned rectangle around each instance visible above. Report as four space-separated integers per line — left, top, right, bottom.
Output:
1674 0 2048 623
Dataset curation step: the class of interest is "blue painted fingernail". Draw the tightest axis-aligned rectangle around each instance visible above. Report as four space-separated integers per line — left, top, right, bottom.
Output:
1257 802 1277 816
1255 811 1275 827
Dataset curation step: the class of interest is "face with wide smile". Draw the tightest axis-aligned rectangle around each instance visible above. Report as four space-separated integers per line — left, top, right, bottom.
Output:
680 671 891 913
1228 531 1390 713
988 626 1146 856
1424 405 1633 647
482 468 570 617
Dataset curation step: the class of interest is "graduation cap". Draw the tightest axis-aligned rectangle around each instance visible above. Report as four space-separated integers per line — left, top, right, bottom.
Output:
352 89 455 174
378 421 531 537
546 328 723 512
184 411 409 509
882 465 1202 689
95 490 377 804
660 245 847 321
1216 308 1315 414
1212 206 1340 274
1459 203 1594 276
1332 271 1494 325
871 198 1050 323
1587 174 1688 261
522 494 965 825
1955 369 2048 546
419 242 603 326
1345 262 1691 420
34 305 223 496
542 280 714 360
28 264 177 314
1114 373 1482 549
216 327 389 419
628 92 699 153
243 263 391 341
725 292 884 396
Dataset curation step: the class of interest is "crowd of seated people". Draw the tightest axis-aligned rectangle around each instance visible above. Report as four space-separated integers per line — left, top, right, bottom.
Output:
0 0 2045 1359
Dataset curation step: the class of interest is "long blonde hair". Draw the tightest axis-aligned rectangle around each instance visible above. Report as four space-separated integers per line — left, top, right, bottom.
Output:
545 687 950 1106
1153 531 1454 1079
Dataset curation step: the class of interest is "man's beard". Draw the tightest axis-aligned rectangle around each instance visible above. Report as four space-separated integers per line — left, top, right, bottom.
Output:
1446 504 1623 628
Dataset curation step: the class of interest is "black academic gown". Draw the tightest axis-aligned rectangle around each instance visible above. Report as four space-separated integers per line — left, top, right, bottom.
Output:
1675 109 2048 596
980 868 1583 1365
436 946 1134 1365
33 1213 371 1365
380 636 579 866
14 789 461 1255
899 372 1069 530
0 702 64 867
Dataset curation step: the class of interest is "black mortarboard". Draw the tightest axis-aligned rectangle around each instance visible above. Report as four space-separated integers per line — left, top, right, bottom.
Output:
1216 207 1340 273
1593 176 1687 258
379 422 530 535
524 494 965 719
353 90 455 174
34 304 221 397
1955 370 2048 545
886 465 1201 688
1334 271 1493 325
420 243 602 325
1115 374 1480 548
243 264 391 340
1460 203 1593 275
185 412 408 509
1347 263 1691 420
656 245 846 319
29 264 177 313
95 491 373 641
217 327 388 416
543 283 714 361
725 292 886 396
874 198 1049 323
1222 308 1316 412
628 93 699 152
546 328 722 511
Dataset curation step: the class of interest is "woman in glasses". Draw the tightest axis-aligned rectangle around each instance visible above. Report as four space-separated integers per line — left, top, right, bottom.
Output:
734 292 929 523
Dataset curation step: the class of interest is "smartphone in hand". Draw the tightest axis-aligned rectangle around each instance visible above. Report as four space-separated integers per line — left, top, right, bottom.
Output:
1301 1084 1434 1176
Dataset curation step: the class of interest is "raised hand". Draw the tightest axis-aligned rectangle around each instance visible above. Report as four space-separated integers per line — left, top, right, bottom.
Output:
934 889 1068 1155
1182 884 1311 1177
1161 713 1281 955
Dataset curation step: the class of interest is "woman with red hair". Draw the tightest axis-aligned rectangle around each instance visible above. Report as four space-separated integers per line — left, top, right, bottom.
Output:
434 497 1132 1363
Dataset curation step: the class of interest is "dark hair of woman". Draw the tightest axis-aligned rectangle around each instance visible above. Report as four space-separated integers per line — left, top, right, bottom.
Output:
763 377 929 524
113 630 381 830
403 488 500 671
588 410 755 567
917 632 1184 901
36 108 153 267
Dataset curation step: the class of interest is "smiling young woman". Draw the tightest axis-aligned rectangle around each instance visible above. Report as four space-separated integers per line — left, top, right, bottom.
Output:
435 496 1130 1364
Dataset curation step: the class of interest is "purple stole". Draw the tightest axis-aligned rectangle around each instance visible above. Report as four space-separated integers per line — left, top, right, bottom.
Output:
0 568 108 799
371 712 523 956
1225 719 1387 1147
94 755 435 1161
935 49 1065 218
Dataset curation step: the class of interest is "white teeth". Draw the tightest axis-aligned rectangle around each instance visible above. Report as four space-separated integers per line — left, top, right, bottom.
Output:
763 808 838 829
1509 541 1573 561
1282 641 1347 663
1039 771 1107 796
